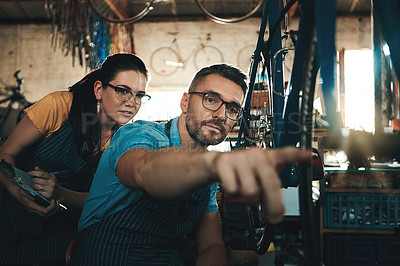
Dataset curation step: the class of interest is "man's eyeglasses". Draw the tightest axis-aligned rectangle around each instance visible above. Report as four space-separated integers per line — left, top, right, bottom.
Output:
188 91 242 121
105 83 151 104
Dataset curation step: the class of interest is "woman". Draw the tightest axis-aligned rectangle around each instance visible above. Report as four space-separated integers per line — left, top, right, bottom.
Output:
0 53 150 265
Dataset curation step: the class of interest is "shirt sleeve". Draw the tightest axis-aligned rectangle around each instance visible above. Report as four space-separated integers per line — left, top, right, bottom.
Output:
107 121 170 171
25 91 72 137
206 182 219 212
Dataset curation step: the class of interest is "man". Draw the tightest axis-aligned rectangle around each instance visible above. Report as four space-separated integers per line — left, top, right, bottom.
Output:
72 64 310 265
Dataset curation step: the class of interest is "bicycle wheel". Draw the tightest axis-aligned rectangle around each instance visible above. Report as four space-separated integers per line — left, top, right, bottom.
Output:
193 45 224 69
237 44 255 73
296 9 323 266
150 47 181 76
240 54 275 254
248 203 274 255
194 0 264 24
89 0 154 23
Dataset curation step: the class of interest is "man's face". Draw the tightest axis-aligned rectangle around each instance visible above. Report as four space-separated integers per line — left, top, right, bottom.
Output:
185 74 244 146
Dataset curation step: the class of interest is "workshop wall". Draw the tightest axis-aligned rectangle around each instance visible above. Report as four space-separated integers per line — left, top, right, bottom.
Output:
0 24 86 103
0 16 371 103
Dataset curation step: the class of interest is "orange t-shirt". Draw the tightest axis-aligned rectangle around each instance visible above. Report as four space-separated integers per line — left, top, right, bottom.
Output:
25 91 73 138
25 91 110 153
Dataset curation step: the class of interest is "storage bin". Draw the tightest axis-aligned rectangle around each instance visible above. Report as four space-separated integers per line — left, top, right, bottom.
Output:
323 193 400 230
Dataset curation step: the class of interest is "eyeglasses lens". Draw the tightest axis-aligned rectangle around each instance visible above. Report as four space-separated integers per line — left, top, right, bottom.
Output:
201 93 240 121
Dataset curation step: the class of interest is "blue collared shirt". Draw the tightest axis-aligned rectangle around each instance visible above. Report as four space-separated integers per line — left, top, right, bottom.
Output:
78 117 219 232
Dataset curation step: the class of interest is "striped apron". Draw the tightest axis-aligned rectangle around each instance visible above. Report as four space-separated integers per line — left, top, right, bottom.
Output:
0 121 94 265
72 186 210 266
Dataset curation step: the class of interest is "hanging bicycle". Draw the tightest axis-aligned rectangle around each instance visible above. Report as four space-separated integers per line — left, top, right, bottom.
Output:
0 70 32 138
150 32 224 76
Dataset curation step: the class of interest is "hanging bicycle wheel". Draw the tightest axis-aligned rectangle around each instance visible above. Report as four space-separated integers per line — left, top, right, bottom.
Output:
89 0 154 23
193 45 224 69
237 44 255 73
194 0 264 24
150 47 181 76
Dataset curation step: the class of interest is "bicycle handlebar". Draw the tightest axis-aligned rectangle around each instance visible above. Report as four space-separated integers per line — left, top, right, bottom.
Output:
13 70 23 86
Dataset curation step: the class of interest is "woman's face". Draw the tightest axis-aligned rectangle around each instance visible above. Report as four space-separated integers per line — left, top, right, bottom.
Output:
95 70 147 126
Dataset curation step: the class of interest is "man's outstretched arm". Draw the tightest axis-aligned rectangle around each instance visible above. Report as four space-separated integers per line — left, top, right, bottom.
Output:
116 146 311 223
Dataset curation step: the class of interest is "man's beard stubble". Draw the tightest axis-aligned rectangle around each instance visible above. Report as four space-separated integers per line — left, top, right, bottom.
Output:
185 112 229 146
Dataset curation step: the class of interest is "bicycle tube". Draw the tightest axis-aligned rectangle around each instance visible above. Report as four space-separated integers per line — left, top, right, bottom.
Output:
232 0 275 255
235 0 270 149
89 0 154 23
194 0 264 24
193 45 224 69
150 47 181 76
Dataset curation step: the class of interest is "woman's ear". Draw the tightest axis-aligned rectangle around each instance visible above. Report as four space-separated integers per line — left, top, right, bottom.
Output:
94 80 103 101
180 92 189 113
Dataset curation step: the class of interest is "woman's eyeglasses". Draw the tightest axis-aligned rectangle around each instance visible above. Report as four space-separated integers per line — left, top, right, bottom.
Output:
106 83 151 104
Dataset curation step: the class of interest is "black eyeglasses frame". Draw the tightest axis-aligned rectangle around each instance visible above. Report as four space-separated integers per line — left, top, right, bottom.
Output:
188 91 243 121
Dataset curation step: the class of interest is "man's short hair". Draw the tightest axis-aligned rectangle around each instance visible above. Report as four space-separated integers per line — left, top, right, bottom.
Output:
188 64 248 96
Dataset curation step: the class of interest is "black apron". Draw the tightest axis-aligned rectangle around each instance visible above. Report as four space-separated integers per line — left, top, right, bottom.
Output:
72 120 211 265
0 121 94 265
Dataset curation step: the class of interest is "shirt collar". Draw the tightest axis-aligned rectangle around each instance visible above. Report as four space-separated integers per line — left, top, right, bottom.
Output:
168 116 181 147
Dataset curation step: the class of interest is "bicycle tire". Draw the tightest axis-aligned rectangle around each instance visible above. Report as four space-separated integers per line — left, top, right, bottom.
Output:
193 45 224 69
194 0 264 24
297 17 322 266
248 204 274 255
150 47 181 76
89 0 154 23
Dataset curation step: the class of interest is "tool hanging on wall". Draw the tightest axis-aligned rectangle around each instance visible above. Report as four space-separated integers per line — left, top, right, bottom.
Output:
46 0 136 69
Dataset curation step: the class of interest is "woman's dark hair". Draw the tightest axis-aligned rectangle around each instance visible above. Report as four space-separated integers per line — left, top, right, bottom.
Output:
68 53 149 160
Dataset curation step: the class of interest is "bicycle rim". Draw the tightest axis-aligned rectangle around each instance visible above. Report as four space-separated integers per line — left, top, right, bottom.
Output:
248 204 273 255
194 0 264 24
193 45 224 69
150 47 181 76
89 0 154 23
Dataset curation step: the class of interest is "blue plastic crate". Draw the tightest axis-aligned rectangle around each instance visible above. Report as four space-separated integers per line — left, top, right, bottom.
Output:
323 193 400 230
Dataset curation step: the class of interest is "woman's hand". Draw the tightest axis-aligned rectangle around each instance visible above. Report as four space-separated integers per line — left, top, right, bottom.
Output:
6 180 59 217
29 166 62 201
